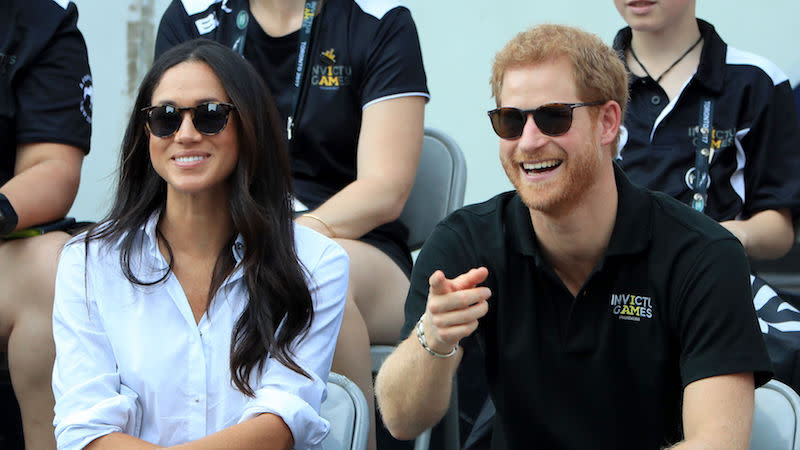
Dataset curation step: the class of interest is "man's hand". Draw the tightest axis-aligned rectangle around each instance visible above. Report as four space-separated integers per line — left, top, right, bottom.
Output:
423 267 491 355
376 267 491 439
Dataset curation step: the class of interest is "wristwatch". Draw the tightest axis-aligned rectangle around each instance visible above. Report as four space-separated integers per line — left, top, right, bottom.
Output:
0 193 18 236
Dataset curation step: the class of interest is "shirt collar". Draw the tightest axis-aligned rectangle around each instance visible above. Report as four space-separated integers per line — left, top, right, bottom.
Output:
605 163 652 256
612 18 726 94
506 163 652 262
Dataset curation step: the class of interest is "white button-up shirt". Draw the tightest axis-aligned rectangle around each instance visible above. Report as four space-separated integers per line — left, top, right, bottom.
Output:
52 215 349 449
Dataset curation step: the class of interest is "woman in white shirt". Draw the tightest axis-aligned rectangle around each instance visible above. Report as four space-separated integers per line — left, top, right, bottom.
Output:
51 39 349 449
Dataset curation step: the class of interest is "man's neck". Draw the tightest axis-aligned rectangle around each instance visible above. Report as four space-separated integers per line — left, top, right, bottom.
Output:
529 164 618 297
630 18 701 64
628 17 702 100
249 0 307 37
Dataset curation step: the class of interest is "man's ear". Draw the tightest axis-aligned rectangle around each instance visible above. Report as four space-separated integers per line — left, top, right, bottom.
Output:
598 100 622 147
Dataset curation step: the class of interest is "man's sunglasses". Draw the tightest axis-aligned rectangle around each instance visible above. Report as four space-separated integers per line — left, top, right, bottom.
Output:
142 102 236 138
487 101 604 139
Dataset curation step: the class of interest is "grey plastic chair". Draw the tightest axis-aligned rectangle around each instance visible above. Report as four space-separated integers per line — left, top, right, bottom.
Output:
372 128 467 450
750 379 800 450
398 127 467 252
321 372 370 450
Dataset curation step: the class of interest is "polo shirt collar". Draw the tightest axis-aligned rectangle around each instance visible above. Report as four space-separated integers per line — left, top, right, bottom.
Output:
612 18 727 94
693 19 727 93
506 163 652 261
605 163 652 256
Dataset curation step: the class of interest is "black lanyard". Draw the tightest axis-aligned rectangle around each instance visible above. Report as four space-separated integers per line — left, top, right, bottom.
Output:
228 0 250 56
690 99 714 213
227 1 318 141
287 1 318 141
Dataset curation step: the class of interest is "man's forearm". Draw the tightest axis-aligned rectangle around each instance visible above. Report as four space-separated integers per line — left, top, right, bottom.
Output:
375 335 461 440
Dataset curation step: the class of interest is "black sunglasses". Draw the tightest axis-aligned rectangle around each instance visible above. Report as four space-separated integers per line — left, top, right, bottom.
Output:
487 101 604 139
142 102 236 138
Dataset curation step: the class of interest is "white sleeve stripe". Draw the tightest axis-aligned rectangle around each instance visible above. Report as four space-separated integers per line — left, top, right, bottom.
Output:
730 127 750 220
726 46 789 86
180 0 222 16
362 92 429 110
354 0 404 20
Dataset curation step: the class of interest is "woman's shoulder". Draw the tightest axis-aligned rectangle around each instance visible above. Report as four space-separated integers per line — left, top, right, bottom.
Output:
293 223 349 270
61 220 153 269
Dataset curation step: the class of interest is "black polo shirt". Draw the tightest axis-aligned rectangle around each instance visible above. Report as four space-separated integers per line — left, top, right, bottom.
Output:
403 165 771 450
0 0 92 185
613 19 800 221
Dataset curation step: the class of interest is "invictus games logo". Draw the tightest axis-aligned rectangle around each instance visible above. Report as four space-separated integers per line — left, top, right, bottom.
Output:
610 293 653 322
311 48 351 89
687 126 735 152
79 74 93 124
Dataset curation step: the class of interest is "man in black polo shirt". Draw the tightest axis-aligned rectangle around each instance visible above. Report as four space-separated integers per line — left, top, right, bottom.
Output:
375 24 771 449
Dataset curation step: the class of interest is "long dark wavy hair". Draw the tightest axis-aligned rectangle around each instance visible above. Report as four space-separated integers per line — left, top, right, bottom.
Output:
83 39 314 396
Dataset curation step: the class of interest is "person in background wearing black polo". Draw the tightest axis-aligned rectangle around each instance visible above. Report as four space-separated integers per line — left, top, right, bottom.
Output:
612 0 800 391
613 0 800 260
375 24 771 450
0 0 91 448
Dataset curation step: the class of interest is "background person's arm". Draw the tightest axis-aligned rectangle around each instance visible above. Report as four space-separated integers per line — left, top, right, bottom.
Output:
1 142 83 231
720 208 794 259
668 372 755 450
295 96 425 239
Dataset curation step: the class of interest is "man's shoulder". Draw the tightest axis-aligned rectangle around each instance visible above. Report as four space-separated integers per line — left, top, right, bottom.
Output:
417 191 520 271
648 190 739 247
440 191 519 233
725 46 790 87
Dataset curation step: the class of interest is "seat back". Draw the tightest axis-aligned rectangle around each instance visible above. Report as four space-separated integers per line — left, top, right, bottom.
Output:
321 372 370 450
399 128 467 251
750 379 800 450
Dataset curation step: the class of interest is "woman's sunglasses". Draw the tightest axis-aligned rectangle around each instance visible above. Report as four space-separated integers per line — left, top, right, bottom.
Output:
142 102 236 138
487 101 604 139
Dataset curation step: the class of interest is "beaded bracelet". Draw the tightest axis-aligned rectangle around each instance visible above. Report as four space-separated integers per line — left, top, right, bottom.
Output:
416 313 458 358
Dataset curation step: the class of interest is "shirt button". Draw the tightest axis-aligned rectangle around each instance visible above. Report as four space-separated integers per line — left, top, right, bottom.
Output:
650 95 661 105
235 242 244 250
195 398 200 403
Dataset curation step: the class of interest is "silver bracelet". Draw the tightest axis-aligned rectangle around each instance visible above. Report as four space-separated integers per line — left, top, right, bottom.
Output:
416 313 458 358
